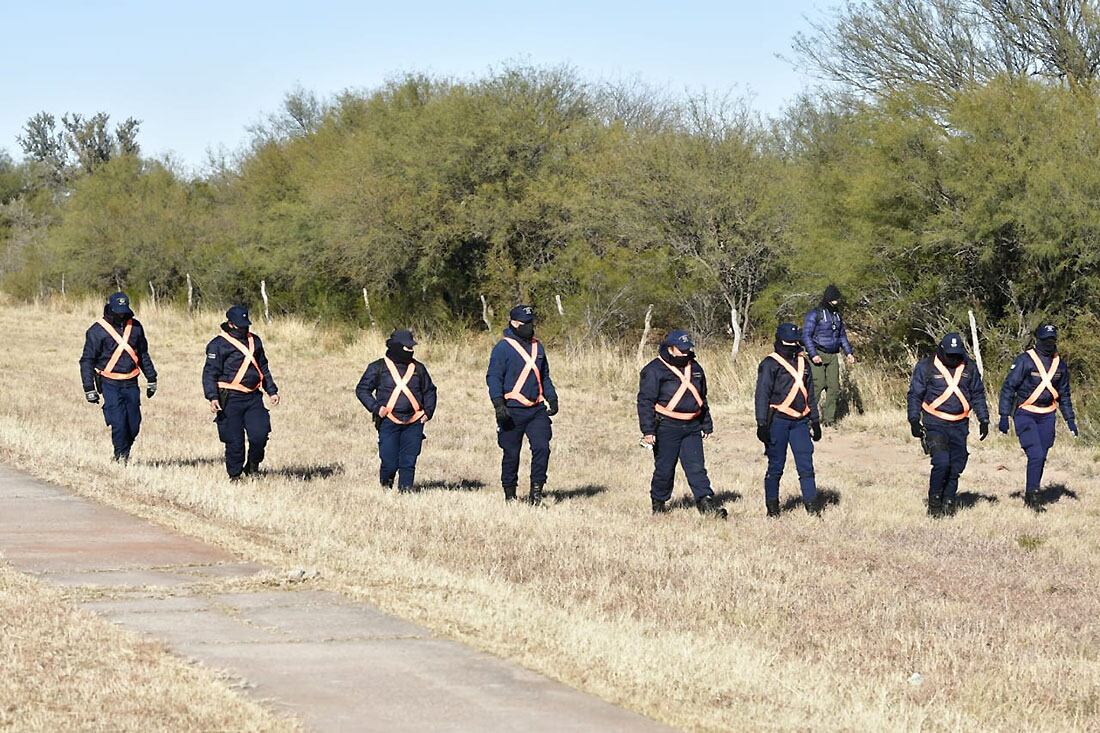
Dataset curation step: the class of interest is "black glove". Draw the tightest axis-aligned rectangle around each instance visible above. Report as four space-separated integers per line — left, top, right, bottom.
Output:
998 415 1010 434
492 398 512 428
85 390 99 404
146 382 157 399
909 420 924 439
1068 420 1079 438
545 398 558 417
811 421 822 442
756 425 769 445
979 421 989 441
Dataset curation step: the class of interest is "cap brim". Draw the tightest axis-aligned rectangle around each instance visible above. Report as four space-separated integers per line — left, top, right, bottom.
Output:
110 306 134 316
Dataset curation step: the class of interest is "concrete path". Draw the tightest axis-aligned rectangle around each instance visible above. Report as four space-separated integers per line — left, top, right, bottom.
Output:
0 465 671 732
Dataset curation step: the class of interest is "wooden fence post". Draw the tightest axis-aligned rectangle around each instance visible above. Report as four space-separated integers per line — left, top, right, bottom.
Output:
260 280 271 323
186 273 193 312
480 294 492 332
362 288 376 328
730 303 743 360
968 309 984 376
636 304 654 365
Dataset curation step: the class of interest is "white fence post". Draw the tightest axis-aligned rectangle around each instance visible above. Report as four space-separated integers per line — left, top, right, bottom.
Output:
968 309 984 376
260 280 271 323
637 304 654 365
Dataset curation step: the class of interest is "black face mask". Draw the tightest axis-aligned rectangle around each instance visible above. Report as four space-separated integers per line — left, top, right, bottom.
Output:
226 322 248 339
386 343 414 364
1036 338 1057 357
661 345 691 368
938 348 964 369
103 306 128 327
775 340 800 360
513 322 535 340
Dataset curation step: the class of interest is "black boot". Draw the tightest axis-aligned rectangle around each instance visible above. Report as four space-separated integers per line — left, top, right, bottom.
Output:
1024 491 1044 513
380 477 394 490
529 483 544 506
503 485 517 502
927 493 944 518
696 495 728 519
804 496 822 516
651 498 667 514
766 499 781 518
943 498 957 517
229 474 243 483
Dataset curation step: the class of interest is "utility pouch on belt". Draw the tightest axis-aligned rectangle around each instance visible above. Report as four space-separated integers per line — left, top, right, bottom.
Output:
920 432 931 456
372 413 383 431
214 389 230 423
93 373 102 394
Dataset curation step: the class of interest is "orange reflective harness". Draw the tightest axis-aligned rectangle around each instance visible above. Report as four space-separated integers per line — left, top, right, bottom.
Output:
767 352 811 418
921 357 970 422
95 318 141 380
1017 349 1060 415
502 337 544 407
217 332 263 393
654 358 703 420
382 357 425 424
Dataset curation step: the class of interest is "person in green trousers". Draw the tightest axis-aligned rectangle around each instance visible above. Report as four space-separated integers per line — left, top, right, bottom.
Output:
801 285 855 426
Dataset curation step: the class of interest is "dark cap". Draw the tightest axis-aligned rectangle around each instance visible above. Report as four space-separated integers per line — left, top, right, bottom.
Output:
509 304 535 324
939 332 966 356
1036 324 1057 340
106 292 134 316
226 305 252 327
776 322 801 343
663 329 694 351
389 329 417 348
823 284 842 303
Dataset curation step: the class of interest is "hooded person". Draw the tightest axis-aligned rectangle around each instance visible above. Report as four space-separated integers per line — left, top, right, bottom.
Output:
637 330 726 518
356 329 437 491
907 332 989 517
997 324 1077 511
801 284 855 426
485 305 558 505
79 292 158 462
755 323 822 516
202 305 280 480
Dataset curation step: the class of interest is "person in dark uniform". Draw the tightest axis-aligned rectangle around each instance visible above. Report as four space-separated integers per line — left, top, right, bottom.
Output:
79 292 158 462
356 329 437 491
637 330 726 517
802 284 855 426
202 305 280 480
998 324 1078 510
907 333 989 517
486 305 558 505
755 323 822 516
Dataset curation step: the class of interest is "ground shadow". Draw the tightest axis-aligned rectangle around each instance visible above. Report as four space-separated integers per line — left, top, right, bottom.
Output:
836 374 865 419
144 456 224 468
670 490 742 511
404 479 486 493
545 484 608 503
264 464 344 481
953 491 999 510
781 487 841 514
1009 483 1080 507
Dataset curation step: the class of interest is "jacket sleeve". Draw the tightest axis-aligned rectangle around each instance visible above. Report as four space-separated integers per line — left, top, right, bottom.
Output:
969 367 990 423
906 362 926 424
801 311 818 359
699 368 714 434
637 365 659 435
838 316 852 356
202 339 223 401
254 335 278 395
355 362 381 415
135 323 157 382
754 360 774 426
420 363 438 419
539 345 558 403
805 364 820 423
486 342 506 403
79 327 99 392
998 355 1026 417
1057 362 1076 425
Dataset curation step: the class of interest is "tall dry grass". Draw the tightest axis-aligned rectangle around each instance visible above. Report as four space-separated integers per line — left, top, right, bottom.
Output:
1 297 1099 731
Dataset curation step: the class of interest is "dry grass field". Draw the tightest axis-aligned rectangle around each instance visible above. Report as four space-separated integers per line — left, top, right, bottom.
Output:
0 564 291 731
1 296 1099 731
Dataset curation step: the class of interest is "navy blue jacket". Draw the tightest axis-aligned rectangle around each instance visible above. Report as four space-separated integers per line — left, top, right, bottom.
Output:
755 351 819 425
998 350 1075 423
79 314 157 392
802 307 852 358
907 356 989 427
356 358 437 421
202 324 278 400
486 328 557 408
637 349 713 435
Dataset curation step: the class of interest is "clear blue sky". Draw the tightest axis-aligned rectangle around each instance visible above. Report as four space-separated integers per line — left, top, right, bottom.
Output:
1 0 825 171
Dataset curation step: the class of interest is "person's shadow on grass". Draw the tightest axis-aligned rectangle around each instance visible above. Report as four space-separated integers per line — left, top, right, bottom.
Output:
780 487 841 514
1008 483 1079 508
670 490 742 512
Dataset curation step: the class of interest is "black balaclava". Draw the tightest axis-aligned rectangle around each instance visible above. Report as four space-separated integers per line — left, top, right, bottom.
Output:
660 344 692 368
103 304 128 327
821 284 842 312
386 340 414 365
513 322 535 340
1035 338 1057 357
224 321 248 340
775 339 800 360
937 346 964 369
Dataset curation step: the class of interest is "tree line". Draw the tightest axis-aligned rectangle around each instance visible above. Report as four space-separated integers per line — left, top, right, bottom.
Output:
2 1 1099 403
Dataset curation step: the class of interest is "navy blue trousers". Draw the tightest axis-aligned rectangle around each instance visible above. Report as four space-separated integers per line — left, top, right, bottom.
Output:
498 405 551 488
378 420 425 488
925 421 969 501
650 419 713 502
101 380 141 459
764 418 817 504
1014 411 1056 494
216 392 271 478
